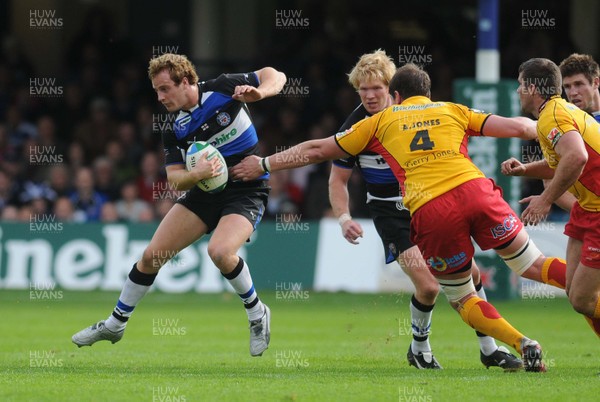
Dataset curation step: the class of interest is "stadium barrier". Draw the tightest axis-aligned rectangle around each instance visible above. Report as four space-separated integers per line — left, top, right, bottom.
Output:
0 219 566 298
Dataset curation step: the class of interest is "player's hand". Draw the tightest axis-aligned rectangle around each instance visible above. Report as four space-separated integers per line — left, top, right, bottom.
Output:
232 85 263 103
501 157 526 176
341 220 364 245
190 153 223 181
230 155 264 181
520 195 551 225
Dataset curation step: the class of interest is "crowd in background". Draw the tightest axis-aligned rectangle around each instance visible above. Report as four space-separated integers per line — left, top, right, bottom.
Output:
0 2 581 223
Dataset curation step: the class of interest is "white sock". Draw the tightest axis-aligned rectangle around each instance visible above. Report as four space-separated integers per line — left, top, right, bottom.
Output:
410 295 433 354
105 264 156 332
223 257 265 321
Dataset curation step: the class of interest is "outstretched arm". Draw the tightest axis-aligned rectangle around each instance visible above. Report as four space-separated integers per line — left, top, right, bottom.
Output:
230 137 349 181
232 67 286 102
501 157 555 179
482 115 538 140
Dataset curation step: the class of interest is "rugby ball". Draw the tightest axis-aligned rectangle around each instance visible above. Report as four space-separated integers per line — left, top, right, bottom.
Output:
185 141 228 193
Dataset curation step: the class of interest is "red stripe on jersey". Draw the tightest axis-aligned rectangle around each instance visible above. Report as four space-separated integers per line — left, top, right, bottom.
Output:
578 142 600 197
366 137 406 190
459 132 471 160
477 300 502 319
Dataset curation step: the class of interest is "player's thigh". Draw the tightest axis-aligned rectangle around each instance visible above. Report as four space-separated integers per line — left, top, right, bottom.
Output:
209 213 254 256
144 203 208 262
410 196 474 275
207 189 268 258
565 237 583 291
568 262 600 313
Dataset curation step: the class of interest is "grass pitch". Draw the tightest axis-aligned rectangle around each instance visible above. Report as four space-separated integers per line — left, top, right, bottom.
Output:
1 290 597 401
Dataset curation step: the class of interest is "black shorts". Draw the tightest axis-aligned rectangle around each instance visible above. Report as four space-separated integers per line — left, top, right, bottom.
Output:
368 199 414 264
176 180 270 233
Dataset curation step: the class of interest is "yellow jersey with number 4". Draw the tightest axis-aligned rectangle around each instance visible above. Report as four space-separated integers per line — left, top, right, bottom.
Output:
335 96 491 212
537 96 600 211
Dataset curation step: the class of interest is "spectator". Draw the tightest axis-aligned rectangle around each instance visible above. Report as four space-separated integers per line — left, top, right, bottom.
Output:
104 139 137 184
93 156 120 201
100 201 121 223
136 150 167 203
115 180 151 222
69 167 107 222
53 196 76 222
47 164 73 199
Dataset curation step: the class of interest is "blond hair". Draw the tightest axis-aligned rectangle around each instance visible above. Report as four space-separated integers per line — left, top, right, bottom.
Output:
347 49 396 90
148 53 199 85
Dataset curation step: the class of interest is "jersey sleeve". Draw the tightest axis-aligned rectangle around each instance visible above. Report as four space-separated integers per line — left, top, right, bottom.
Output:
333 105 366 168
464 106 491 136
334 112 380 156
537 102 578 150
332 155 357 169
162 131 185 166
205 72 260 96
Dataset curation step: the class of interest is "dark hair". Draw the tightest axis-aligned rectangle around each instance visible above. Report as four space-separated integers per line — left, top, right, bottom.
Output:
559 53 600 84
389 63 431 99
518 58 562 99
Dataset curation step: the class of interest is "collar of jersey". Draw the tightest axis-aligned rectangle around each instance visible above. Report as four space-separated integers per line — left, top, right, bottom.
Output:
182 104 199 114
538 95 561 113
400 95 431 105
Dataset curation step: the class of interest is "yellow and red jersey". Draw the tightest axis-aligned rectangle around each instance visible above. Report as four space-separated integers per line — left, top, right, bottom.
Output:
537 96 600 211
335 96 491 212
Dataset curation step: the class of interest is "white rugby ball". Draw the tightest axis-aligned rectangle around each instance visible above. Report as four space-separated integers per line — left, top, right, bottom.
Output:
186 141 228 193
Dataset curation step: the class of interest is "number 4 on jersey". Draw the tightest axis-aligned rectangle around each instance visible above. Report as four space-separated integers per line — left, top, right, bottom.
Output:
410 129 435 151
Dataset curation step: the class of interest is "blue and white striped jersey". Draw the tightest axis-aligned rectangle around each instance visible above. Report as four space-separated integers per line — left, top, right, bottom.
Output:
162 72 268 180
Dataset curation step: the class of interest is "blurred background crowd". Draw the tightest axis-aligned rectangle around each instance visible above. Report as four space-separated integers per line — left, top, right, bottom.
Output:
0 0 586 223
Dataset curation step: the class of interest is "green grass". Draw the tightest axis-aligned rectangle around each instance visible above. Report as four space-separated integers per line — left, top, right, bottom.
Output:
1 290 597 402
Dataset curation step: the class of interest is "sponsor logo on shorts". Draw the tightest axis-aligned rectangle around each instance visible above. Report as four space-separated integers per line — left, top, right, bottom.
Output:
585 246 600 262
428 256 447 272
490 214 519 240
427 251 468 272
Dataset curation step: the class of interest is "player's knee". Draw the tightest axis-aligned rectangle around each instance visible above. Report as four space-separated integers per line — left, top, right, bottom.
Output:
206 243 232 268
415 283 439 304
140 248 163 273
569 293 595 316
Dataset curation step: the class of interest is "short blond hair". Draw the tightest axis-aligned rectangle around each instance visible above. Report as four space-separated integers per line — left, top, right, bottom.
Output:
148 53 199 85
347 49 396 90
